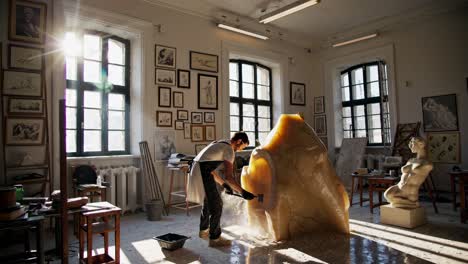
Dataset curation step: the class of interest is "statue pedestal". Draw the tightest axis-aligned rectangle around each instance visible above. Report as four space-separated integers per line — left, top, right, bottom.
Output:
380 205 426 228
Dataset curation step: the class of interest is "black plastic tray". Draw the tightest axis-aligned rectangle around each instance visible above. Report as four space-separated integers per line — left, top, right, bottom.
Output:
153 233 190 251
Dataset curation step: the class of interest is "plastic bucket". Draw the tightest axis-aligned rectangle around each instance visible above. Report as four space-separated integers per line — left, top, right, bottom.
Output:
145 200 163 221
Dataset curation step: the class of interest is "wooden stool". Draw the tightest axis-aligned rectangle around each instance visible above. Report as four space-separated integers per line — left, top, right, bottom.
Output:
368 177 398 213
350 174 372 207
79 202 121 264
166 166 201 215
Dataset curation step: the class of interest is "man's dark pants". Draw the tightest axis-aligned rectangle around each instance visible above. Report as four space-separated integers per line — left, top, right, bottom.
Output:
199 161 224 240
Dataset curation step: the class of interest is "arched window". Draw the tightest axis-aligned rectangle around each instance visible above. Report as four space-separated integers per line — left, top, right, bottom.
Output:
65 31 130 156
229 60 272 146
340 62 391 145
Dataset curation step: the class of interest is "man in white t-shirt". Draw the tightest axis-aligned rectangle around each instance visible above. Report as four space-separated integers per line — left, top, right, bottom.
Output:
187 132 255 247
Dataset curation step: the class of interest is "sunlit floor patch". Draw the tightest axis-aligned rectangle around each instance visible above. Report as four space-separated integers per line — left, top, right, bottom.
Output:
274 248 328 263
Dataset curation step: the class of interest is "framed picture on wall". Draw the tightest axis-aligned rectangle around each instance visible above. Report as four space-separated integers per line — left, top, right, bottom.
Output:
177 110 188 120
198 74 218 109
154 130 176 161
427 132 460 163
7 97 44 115
155 68 176 86
177 69 190 88
175 120 184 130
158 87 171 107
2 70 42 97
314 96 325 114
205 125 216 141
5 117 45 145
314 115 327 136
290 82 305 106
156 111 172 127
9 0 47 44
8 44 44 71
5 145 46 167
183 122 191 139
155 44 176 69
173 91 184 108
421 94 458 132
191 112 202 124
190 51 218 73
204 112 215 123
191 125 204 142
195 144 207 154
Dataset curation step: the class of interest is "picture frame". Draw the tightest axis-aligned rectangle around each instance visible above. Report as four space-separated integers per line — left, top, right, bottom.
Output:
290 82 306 106
5 117 44 145
7 97 44 115
314 115 327 136
198 74 218 109
156 111 172 127
191 125 204 142
2 70 42 97
177 69 190 88
205 125 216 141
191 112 203 124
158 87 171 107
154 130 176 160
5 145 46 167
421 94 458 132
8 44 44 71
9 0 47 44
427 132 460 163
173 91 184 108
177 110 188 120
204 112 215 123
190 51 218 73
195 144 207 155
314 96 325 114
155 68 176 86
183 122 191 139
155 44 176 69
175 120 184 130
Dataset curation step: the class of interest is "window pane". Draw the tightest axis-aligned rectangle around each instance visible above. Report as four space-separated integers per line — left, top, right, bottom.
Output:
108 110 125 129
353 105 365 117
366 65 379 82
257 67 270 85
84 91 102 108
108 93 125 110
341 88 350 102
242 83 254 99
368 82 380 97
342 107 351 117
108 39 125 65
243 104 255 117
355 129 366 138
66 56 77 80
229 63 238 81
66 108 76 129
343 118 352 130
382 80 389 96
83 60 102 83
108 131 125 151
245 132 255 146
108 65 125 85
354 116 366 129
230 116 239 131
351 68 363 84
84 109 102 129
243 117 255 131
369 129 382 144
367 103 380 115
66 89 77 107
352 84 364 100
66 130 76 153
368 115 381 129
230 80 239 97
343 130 352 139
84 34 101 60
257 85 270 100
258 106 270 118
84 130 101 152
258 132 269 145
230 103 239 115
242 64 254 83
341 74 349 87
258 118 270 132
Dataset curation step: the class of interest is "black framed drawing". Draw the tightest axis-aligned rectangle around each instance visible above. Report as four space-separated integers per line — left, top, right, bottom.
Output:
190 51 218 73
5 117 45 145
175 120 184 130
421 94 458 132
173 91 184 108
2 70 42 97
156 111 172 127
177 69 190 88
7 97 44 115
177 110 188 120
314 96 325 114
9 0 47 44
8 44 43 71
198 74 218 110
155 44 176 69
314 115 327 136
290 82 305 106
191 112 203 124
155 68 176 86
204 112 215 123
158 87 171 107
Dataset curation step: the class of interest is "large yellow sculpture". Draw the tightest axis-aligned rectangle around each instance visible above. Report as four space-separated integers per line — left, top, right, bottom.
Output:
241 114 349 241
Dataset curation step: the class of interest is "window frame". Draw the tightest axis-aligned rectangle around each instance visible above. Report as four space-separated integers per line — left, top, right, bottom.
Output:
229 59 273 145
66 30 131 157
340 61 389 146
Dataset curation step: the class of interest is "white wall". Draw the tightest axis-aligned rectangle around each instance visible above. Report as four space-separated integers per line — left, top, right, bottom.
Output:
315 8 468 190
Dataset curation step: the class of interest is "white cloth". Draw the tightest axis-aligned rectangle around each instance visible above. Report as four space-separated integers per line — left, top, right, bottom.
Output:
186 140 234 204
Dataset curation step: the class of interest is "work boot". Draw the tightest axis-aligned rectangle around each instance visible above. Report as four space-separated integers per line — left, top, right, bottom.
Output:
208 237 232 247
199 229 209 239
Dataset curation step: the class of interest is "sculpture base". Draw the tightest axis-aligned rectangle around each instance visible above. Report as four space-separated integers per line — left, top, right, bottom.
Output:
380 205 426 228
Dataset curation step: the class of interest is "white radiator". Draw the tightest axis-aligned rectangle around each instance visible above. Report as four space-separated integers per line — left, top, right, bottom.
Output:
97 165 140 213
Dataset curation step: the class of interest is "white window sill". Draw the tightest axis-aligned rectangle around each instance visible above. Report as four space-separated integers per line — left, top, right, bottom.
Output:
67 154 140 161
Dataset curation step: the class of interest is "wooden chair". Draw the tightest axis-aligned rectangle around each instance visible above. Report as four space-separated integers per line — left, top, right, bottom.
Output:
72 165 107 202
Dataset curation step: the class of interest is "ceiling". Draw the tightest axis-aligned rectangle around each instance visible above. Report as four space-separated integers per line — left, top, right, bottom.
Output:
145 0 468 48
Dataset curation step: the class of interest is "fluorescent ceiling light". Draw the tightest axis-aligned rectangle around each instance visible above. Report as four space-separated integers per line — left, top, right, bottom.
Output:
217 23 269 40
332 33 378 48
259 0 320 24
